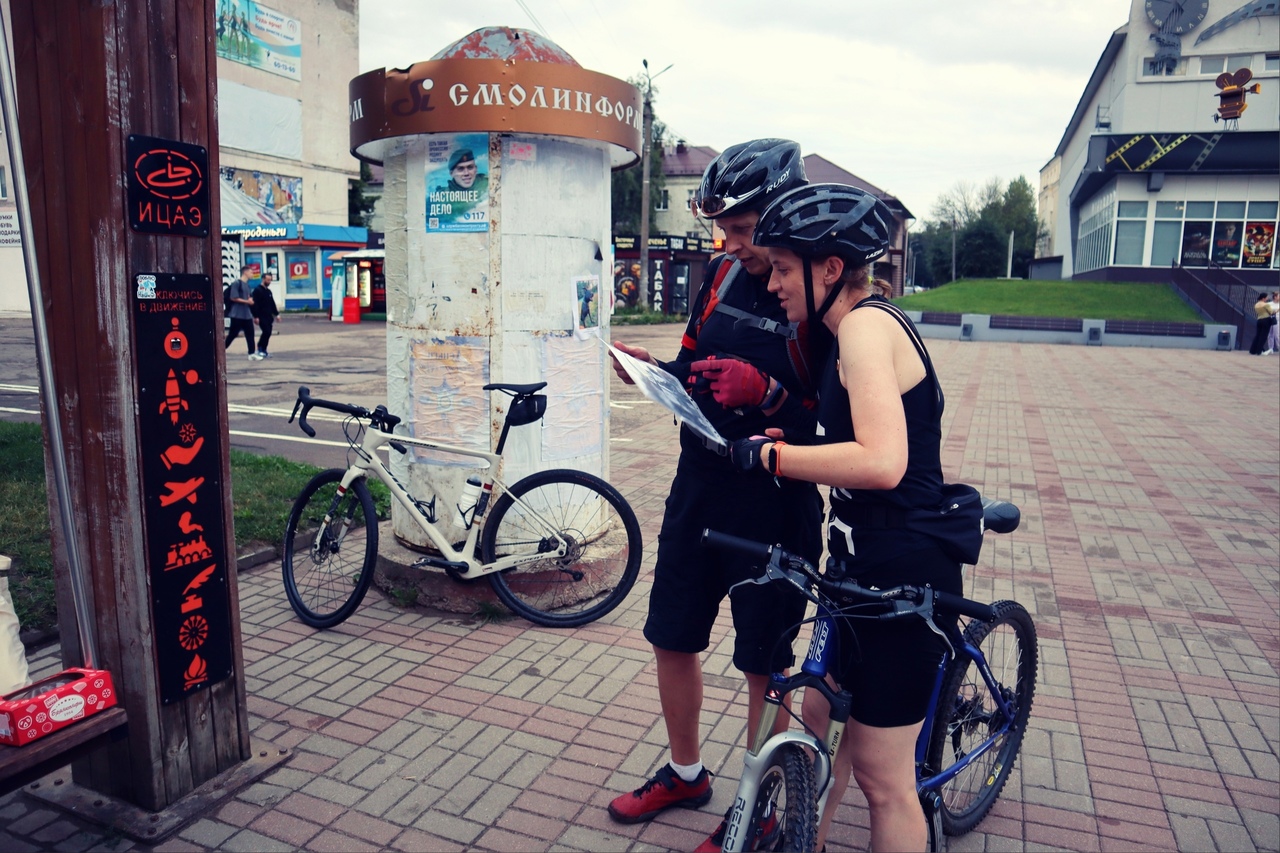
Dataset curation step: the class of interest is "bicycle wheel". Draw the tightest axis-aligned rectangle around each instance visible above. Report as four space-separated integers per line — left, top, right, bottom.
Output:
755 743 817 853
282 469 378 629
925 600 1037 836
481 469 641 627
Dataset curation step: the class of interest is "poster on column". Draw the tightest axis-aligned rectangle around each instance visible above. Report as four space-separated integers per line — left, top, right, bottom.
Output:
426 133 490 233
133 273 234 704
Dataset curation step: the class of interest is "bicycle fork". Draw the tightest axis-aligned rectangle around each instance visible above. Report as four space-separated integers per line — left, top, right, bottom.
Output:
721 608 850 853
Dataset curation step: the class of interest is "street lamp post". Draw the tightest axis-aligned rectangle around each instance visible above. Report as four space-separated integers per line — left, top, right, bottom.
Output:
637 58 671 311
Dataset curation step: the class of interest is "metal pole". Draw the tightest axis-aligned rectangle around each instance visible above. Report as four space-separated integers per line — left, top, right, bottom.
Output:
638 79 653 310
0 5 99 669
950 217 957 283
1006 230 1015 278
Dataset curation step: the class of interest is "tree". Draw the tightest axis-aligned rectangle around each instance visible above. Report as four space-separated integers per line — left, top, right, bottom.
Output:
916 175 1045 281
610 78 667 235
348 161 377 228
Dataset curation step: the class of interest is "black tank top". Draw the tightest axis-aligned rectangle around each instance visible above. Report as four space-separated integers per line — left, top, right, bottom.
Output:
817 296 944 517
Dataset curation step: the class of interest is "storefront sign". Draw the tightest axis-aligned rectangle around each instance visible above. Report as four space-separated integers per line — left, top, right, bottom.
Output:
350 59 641 167
0 210 19 248
133 273 233 703
127 135 210 238
216 0 302 81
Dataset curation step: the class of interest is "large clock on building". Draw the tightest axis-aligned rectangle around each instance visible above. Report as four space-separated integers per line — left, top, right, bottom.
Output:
1146 0 1210 34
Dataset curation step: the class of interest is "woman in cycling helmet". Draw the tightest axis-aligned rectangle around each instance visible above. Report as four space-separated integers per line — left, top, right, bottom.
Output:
733 182 952 852
607 140 830 852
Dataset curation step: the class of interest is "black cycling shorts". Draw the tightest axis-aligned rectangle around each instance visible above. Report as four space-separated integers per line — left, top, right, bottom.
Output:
826 529 962 729
644 450 823 675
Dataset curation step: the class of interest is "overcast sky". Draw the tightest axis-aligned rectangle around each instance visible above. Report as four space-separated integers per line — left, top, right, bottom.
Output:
359 0 1131 223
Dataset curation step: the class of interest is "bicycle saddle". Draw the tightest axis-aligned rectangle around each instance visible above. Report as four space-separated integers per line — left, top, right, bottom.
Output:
483 382 548 396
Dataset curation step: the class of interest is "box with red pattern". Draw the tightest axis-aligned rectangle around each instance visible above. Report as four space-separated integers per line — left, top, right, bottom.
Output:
0 669 118 746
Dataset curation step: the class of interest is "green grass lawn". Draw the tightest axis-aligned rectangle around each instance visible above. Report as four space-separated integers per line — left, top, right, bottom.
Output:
894 278 1203 322
0 422 389 634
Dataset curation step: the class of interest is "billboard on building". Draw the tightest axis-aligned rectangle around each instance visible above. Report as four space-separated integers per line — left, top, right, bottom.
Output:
1211 221 1243 267
220 167 302 224
1180 221 1212 267
215 0 302 81
1242 222 1275 268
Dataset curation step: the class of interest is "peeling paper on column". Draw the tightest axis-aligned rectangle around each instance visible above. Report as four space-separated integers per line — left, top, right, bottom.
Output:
408 336 490 465
542 332 604 461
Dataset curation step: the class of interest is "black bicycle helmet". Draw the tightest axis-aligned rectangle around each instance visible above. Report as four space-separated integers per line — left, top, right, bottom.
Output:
691 138 806 220
753 183 894 324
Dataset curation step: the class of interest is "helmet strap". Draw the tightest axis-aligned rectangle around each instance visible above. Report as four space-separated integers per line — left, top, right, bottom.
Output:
805 257 847 326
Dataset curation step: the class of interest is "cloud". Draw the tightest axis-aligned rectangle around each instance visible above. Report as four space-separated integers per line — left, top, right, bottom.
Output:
359 0 1127 221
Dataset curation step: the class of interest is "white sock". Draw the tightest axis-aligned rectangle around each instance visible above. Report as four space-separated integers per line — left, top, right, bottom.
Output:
669 759 704 782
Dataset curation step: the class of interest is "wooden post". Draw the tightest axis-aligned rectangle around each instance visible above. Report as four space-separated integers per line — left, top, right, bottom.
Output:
9 0 250 809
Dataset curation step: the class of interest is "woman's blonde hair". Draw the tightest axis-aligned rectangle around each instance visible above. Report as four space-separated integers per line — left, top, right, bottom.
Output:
833 260 890 298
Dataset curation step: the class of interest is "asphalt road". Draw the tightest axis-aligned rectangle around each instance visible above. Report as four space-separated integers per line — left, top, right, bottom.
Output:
0 314 686 468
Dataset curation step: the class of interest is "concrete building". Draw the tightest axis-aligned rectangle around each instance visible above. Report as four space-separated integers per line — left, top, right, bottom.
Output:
0 0 363 314
1038 0 1279 284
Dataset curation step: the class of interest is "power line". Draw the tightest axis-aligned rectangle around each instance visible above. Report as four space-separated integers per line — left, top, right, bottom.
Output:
513 0 549 36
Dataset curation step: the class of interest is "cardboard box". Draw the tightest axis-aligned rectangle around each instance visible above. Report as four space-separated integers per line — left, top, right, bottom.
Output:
0 668 118 747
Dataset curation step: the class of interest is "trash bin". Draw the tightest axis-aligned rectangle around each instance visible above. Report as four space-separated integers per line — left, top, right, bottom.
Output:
343 297 361 324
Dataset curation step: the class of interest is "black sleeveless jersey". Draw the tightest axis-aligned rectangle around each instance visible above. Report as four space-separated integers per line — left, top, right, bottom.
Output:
817 296 944 512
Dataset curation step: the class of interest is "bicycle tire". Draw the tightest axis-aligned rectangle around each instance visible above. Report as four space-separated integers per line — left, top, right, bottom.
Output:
481 469 641 628
925 600 1037 836
282 469 378 629
754 743 817 853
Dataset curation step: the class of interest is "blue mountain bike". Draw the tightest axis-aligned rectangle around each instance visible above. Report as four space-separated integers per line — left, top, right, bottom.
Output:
703 498 1036 852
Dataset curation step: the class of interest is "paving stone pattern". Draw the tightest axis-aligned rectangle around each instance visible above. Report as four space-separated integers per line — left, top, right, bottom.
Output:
1 326 1277 852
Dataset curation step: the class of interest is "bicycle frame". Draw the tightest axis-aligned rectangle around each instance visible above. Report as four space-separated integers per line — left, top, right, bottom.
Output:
337 423 570 580
722 604 1019 853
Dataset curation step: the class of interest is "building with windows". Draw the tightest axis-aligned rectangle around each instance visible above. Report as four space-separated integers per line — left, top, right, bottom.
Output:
1038 0 1279 283
0 0 363 315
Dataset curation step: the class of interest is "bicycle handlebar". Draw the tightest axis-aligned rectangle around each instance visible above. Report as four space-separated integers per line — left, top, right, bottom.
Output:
700 525 1002 623
289 386 401 438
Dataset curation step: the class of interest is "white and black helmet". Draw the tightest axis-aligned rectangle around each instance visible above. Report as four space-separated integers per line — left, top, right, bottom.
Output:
691 139 806 220
753 183 893 266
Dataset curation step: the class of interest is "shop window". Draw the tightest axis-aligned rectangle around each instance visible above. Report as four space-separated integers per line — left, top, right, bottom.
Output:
1155 201 1184 219
1216 201 1246 219
1151 221 1182 267
1117 201 1148 218
1114 220 1146 265
1247 201 1278 219
1185 201 1215 219
0 166 6 200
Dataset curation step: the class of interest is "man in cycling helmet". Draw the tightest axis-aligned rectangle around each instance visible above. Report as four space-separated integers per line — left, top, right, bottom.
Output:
607 139 829 851
739 183 954 851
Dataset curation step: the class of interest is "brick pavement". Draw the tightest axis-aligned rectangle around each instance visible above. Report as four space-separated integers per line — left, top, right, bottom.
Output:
1 328 1277 852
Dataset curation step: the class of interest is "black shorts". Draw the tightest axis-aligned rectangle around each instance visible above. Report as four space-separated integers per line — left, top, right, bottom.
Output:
826 530 962 728
644 450 823 675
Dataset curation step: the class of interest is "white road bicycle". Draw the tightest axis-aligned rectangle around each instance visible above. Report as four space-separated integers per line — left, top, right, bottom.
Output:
282 383 642 629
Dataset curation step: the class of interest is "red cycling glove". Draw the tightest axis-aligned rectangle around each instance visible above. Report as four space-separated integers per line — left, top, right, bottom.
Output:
689 356 770 409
